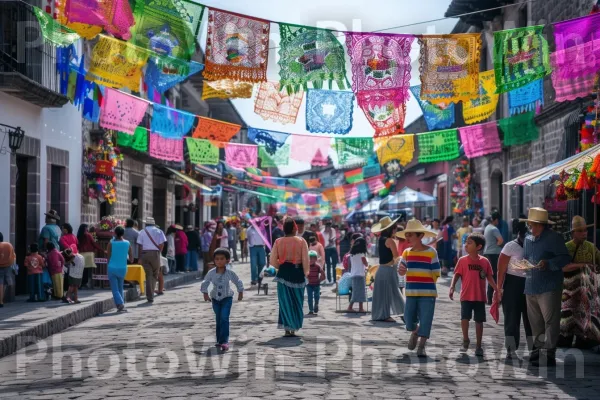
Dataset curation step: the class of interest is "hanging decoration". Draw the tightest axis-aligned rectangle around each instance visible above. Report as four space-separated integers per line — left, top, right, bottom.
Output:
374 134 415 178
116 127 148 152
458 122 502 159
247 128 290 155
203 9 270 82
344 168 364 184
32 7 80 47
225 143 258 169
498 111 539 146
493 25 551 93
151 104 196 138
148 132 184 161
451 158 470 215
146 59 204 94
56 0 102 39
418 34 481 104
551 50 598 103
65 0 134 39
508 78 544 115
83 82 101 123
357 89 406 137
83 133 123 204
202 80 254 100
552 13 600 81
185 137 219 165
335 138 374 167
306 89 354 134
409 85 455 131
253 81 304 124
192 117 241 146
311 148 329 166
462 70 499 125
87 36 150 91
362 163 381 178
278 23 349 93
258 144 290 168
130 0 205 60
99 88 150 134
418 129 460 163
290 135 331 164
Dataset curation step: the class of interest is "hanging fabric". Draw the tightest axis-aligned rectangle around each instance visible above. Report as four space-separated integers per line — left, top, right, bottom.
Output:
552 13 600 81
247 128 290 155
409 85 455 131
56 45 77 96
462 70 500 125
204 9 270 82
458 122 502 159
374 134 415 167
306 89 354 134
335 138 373 167
551 50 598 103
254 81 304 124
290 135 331 164
499 111 539 146
150 104 196 138
185 137 219 165
202 80 254 100
357 89 406 137
418 34 481 104
417 129 459 163
32 6 80 47
225 143 258 169
192 117 241 146
99 88 149 134
258 145 290 168
278 23 349 93
145 58 204 94
508 79 544 115
149 132 183 161
493 25 551 93
65 0 134 39
117 127 148 152
82 82 100 123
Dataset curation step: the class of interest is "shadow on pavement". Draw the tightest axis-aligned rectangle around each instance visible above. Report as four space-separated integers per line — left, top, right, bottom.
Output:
259 336 303 348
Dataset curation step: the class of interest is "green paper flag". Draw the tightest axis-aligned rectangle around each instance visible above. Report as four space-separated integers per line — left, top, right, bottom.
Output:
32 6 80 47
117 127 148 152
259 145 290 168
344 168 364 184
493 25 551 94
418 129 460 163
335 138 373 167
499 111 539 146
185 137 219 165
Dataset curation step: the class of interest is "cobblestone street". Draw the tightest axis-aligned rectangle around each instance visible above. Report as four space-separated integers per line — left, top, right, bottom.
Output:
0 262 599 399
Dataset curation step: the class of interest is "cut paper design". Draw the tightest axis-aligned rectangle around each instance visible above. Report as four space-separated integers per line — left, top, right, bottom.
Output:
417 129 459 163
225 143 258 169
202 80 253 100
149 132 183 161
362 163 381 178
409 85 455 131
185 137 219 165
306 89 354 134
508 79 544 115
458 122 502 159
335 138 374 167
462 70 499 125
345 32 413 99
87 36 150 91
551 50 598 103
65 0 134 39
82 82 100 123
366 175 385 193
254 81 304 124
247 128 290 155
117 127 148 152
418 34 481 104
553 13 600 81
99 88 149 134
151 104 196 138
193 117 241 146
344 168 364 184
32 7 80 47
204 9 270 82
498 111 539 146
278 23 349 93
290 135 331 164
259 145 290 168
493 25 551 93
311 148 329 166
357 89 406 137
130 0 205 60
146 58 204 94
56 0 102 39
375 135 415 166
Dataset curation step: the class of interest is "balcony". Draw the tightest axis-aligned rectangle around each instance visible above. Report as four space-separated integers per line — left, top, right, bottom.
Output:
0 0 69 108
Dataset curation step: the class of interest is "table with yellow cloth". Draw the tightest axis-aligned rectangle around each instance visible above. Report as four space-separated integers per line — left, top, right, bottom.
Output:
124 265 146 295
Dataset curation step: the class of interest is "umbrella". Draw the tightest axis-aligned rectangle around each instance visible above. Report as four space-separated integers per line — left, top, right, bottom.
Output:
380 187 437 210
356 197 383 215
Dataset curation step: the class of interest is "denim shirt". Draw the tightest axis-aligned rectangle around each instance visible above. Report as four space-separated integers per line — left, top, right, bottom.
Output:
523 228 570 295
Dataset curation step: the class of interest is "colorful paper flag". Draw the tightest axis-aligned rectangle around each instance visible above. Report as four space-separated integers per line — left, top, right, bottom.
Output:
417 129 459 163
185 137 219 165
458 122 502 159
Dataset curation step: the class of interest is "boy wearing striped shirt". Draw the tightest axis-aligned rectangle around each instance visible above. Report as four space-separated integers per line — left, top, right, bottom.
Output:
398 219 441 358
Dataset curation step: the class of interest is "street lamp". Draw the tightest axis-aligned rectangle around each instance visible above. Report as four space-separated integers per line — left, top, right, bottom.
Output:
8 126 24 153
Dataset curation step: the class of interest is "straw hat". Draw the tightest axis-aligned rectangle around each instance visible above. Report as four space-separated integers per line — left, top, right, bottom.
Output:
371 216 400 234
144 217 156 225
44 209 61 221
174 224 184 230
396 219 437 239
569 215 594 232
519 207 555 225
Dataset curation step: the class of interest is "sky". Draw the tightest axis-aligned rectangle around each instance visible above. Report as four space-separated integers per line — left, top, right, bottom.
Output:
197 0 458 175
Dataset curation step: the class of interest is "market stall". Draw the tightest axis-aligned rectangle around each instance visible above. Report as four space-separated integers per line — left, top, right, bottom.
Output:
379 187 436 220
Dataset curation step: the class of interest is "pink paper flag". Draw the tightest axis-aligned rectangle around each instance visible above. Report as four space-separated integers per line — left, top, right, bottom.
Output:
149 133 183 162
458 122 502 159
344 185 359 201
366 175 386 193
290 136 331 164
225 143 258 169
99 88 149 134
551 51 597 102
301 193 319 206
553 13 600 80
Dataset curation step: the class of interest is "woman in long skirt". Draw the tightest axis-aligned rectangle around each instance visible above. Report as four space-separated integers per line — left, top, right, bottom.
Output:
270 217 310 337
370 217 405 322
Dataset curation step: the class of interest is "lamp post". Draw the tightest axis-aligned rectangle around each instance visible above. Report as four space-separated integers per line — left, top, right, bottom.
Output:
0 123 25 155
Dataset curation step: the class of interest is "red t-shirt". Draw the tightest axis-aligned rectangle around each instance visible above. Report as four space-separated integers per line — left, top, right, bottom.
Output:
25 254 45 274
454 255 493 302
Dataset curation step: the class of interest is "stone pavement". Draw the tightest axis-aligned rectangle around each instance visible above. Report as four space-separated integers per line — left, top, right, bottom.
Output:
0 261 599 399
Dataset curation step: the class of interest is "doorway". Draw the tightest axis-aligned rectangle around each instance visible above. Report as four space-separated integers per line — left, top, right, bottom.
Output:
490 170 504 215
131 186 141 220
153 188 167 229
14 156 29 295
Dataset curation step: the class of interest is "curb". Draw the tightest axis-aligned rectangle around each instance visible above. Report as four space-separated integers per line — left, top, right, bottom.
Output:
0 271 202 359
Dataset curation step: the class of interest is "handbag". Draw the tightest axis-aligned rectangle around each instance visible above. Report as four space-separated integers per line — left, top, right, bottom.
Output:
160 256 169 275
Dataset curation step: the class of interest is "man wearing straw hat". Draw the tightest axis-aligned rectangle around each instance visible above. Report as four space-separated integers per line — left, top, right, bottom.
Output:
521 207 570 367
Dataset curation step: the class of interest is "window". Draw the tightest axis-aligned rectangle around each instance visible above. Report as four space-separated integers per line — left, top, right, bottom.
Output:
50 165 63 216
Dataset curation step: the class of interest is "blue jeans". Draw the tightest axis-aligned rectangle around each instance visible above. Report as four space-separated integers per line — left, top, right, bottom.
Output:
212 297 233 345
250 246 266 282
404 296 436 338
108 271 125 306
186 251 199 271
306 284 320 312
325 247 338 282
28 274 43 301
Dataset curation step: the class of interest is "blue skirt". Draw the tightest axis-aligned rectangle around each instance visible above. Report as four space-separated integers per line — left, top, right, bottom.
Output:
275 262 305 331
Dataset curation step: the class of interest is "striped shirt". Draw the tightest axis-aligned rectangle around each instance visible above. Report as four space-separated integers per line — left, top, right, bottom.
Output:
400 246 441 297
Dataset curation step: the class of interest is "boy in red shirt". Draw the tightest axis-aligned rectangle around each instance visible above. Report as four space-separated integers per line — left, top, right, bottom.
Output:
306 250 326 315
449 233 498 357
24 244 45 302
